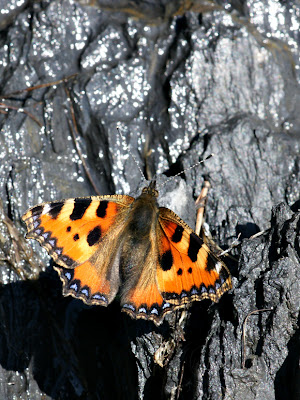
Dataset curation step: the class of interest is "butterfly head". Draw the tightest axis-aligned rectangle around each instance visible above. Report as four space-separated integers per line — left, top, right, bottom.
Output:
142 180 158 198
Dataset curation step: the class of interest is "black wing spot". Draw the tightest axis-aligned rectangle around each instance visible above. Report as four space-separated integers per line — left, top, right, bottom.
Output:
160 250 173 271
177 268 183 276
188 233 203 262
188 267 192 274
171 225 184 243
31 205 43 216
70 198 92 221
73 233 79 241
96 201 108 218
66 226 71 232
49 202 64 219
205 256 218 272
87 226 101 246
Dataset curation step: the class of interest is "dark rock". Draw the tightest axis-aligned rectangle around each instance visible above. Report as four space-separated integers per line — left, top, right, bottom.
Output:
0 1 299 399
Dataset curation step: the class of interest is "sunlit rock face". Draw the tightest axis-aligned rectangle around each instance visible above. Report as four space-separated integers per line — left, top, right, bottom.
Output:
0 1 299 399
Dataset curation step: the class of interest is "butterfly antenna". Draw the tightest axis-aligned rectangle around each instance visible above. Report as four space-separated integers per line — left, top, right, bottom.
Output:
159 154 214 188
116 126 147 183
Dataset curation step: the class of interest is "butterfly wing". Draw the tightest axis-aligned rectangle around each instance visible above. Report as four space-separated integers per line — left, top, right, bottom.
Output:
120 219 175 325
22 195 134 306
121 205 231 326
156 207 232 306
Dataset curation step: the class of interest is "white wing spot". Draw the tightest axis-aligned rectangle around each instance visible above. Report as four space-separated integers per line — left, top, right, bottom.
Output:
215 261 222 274
43 204 51 215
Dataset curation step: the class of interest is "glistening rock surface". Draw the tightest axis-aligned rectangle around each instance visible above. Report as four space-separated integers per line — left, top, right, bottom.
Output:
0 1 299 399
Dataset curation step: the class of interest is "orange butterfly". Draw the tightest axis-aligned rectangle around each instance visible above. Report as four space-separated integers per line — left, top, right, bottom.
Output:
22 180 231 325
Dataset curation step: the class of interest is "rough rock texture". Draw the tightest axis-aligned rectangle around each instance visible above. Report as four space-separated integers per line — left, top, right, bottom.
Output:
0 0 299 399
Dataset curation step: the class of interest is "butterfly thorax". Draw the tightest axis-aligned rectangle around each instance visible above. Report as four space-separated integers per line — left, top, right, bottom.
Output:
126 184 159 239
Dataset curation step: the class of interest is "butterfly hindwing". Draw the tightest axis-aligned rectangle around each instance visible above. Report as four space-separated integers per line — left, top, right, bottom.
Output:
120 225 175 324
22 195 134 305
156 207 232 306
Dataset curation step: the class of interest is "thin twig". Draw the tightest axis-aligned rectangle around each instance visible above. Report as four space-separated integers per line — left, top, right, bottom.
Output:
195 180 211 235
218 233 241 257
1 74 77 98
0 103 42 127
176 361 185 400
250 229 269 240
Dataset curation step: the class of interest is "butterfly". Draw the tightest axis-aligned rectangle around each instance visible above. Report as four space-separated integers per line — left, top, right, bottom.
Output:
22 180 232 325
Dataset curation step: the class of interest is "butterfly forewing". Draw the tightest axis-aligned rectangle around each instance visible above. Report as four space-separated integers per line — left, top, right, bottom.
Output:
22 195 134 305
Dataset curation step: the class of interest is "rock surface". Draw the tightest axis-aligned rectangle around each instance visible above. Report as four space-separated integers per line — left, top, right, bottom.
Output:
0 1 299 399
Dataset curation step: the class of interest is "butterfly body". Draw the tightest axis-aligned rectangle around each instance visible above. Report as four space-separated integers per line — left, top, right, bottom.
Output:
22 180 231 325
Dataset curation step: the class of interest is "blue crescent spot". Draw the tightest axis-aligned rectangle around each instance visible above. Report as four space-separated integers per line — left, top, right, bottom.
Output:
123 303 135 311
92 294 107 302
64 272 72 281
70 283 78 291
201 285 207 293
81 289 89 297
